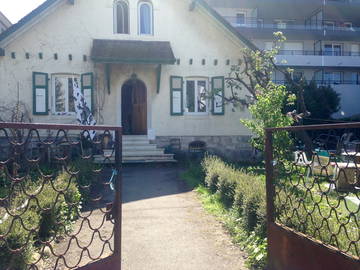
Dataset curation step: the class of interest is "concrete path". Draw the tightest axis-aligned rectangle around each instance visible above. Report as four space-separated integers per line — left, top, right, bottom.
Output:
121 166 247 270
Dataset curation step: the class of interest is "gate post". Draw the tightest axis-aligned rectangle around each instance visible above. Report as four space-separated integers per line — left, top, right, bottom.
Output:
265 129 275 270
113 129 123 269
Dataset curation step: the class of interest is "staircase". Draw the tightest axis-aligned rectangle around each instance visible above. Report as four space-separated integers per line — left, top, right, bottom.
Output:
122 135 176 164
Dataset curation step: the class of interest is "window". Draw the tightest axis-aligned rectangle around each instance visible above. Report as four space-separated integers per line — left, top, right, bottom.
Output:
139 1 153 35
324 21 335 30
343 22 352 30
324 71 342 84
274 20 287 29
283 42 303 55
185 79 208 113
351 44 360 56
351 72 359 84
324 44 342 56
114 0 129 34
236 13 245 26
52 74 79 114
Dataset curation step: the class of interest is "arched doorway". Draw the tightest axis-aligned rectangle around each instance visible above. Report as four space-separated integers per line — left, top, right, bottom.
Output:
121 78 147 135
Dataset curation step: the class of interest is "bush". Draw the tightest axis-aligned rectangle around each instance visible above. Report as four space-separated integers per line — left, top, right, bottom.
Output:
71 159 99 203
0 170 82 269
201 155 267 268
202 156 267 234
216 170 237 208
0 210 40 269
36 172 81 241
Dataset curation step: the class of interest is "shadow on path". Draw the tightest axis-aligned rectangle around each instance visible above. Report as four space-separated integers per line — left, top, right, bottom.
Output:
122 164 191 204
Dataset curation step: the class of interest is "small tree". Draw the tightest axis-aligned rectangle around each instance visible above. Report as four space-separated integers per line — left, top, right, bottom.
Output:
216 32 319 155
241 82 295 158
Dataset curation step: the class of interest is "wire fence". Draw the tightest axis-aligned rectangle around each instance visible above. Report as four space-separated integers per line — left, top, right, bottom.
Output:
266 123 360 264
0 123 122 269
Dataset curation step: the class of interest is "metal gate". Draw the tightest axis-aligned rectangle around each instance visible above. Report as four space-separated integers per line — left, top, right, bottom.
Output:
0 123 122 270
265 123 360 270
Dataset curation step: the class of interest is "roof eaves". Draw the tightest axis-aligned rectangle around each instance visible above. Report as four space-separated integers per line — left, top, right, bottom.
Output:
194 0 258 51
0 0 60 43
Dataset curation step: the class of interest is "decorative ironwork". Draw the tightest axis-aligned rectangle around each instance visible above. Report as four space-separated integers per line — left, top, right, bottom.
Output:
265 123 360 269
0 123 122 269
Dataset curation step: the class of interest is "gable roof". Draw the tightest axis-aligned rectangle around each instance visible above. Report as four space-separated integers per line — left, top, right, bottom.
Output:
0 0 256 51
0 0 60 43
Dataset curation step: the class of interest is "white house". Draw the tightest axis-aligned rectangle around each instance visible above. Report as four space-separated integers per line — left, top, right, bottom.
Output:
0 0 254 162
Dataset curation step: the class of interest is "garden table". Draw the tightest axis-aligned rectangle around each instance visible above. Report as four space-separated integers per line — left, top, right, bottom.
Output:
332 162 360 191
340 151 360 164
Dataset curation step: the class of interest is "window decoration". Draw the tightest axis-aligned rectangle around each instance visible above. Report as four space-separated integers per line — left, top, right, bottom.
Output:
211 77 225 115
170 76 183 116
139 1 153 35
115 0 129 34
33 72 49 115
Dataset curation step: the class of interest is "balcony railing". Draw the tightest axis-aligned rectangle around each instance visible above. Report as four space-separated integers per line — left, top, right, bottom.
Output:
273 79 360 85
276 50 360 56
225 17 360 32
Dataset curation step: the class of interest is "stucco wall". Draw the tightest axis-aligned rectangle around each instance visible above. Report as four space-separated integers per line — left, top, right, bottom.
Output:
0 0 252 138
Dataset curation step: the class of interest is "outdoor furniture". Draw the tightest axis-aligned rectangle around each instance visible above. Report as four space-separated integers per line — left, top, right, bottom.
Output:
340 151 360 164
294 151 335 176
332 162 360 191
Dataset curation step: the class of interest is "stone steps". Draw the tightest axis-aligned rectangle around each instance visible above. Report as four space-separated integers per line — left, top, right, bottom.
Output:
94 135 176 164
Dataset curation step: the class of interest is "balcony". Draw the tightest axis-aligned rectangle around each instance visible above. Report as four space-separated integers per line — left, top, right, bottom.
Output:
273 50 360 67
277 50 360 56
225 16 360 32
274 79 360 85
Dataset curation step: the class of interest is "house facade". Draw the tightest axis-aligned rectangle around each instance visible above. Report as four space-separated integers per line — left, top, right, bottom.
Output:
207 0 360 119
0 0 254 161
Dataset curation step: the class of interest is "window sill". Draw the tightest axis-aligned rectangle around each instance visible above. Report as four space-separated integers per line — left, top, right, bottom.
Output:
184 112 210 116
52 112 76 116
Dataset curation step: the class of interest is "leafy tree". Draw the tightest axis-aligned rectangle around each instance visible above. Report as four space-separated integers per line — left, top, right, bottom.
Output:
216 32 319 154
241 82 295 158
286 80 340 123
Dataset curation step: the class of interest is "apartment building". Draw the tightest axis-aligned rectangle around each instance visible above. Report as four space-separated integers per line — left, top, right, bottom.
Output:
207 0 360 118
0 12 11 34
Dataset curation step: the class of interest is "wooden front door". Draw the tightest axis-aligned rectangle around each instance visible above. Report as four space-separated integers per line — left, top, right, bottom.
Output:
122 80 147 135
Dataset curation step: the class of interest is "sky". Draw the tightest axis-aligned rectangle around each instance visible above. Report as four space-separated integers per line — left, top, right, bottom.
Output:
0 0 46 23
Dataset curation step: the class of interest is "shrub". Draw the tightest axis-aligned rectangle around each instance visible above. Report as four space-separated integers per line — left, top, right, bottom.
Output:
202 155 267 234
217 172 237 208
200 155 267 269
71 159 99 203
36 172 81 241
0 210 40 269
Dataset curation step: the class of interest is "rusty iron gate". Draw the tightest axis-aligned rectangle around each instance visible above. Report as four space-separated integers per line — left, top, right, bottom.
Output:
0 123 122 270
265 123 360 270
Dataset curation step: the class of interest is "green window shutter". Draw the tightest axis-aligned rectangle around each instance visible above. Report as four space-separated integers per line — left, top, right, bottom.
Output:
170 76 183 116
32 72 49 115
211 76 225 115
81 73 94 111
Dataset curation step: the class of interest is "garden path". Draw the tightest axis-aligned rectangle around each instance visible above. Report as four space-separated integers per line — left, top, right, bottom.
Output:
121 165 247 270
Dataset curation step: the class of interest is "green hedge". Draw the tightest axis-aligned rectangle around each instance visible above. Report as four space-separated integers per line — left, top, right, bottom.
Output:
203 156 267 236
202 156 267 268
201 155 359 267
